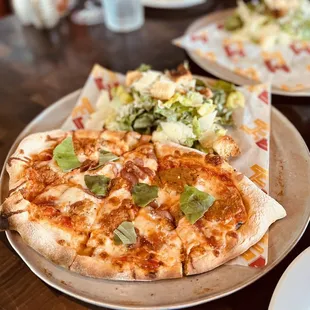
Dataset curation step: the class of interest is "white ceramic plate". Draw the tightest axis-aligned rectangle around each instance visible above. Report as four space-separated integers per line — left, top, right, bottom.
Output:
185 9 310 97
269 247 310 310
1 90 310 309
142 0 205 9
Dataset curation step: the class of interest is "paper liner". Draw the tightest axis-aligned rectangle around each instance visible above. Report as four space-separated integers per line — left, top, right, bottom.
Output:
62 64 271 267
173 23 310 91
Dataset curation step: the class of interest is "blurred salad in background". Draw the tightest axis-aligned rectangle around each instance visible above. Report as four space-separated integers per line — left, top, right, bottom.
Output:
86 63 244 155
224 0 310 49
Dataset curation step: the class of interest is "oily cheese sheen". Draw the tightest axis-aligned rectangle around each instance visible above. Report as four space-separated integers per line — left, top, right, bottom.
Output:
0 129 286 280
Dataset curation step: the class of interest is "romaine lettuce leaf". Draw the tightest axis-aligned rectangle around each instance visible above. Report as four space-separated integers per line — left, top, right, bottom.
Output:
152 121 196 147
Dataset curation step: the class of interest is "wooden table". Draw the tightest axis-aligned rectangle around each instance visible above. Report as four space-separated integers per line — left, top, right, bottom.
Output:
0 1 309 309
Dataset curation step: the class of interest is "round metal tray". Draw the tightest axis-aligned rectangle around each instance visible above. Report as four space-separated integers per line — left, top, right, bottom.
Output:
1 90 309 309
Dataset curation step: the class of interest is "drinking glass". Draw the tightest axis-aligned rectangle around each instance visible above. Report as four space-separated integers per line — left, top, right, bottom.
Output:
102 0 144 33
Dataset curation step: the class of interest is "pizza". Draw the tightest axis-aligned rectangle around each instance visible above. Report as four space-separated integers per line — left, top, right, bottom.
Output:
0 129 286 280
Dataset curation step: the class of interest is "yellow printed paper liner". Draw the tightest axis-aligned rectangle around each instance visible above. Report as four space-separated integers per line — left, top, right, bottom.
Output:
173 23 310 91
62 64 271 268
227 83 270 267
62 65 125 130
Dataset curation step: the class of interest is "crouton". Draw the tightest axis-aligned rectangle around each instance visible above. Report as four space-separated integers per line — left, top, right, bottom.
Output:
199 87 213 99
150 81 176 100
125 71 142 87
213 135 240 159
169 64 193 84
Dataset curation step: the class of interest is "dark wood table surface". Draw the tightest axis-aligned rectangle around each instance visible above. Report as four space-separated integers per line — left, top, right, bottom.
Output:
0 1 309 309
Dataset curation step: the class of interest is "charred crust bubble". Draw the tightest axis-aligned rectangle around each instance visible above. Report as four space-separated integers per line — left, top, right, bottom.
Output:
213 250 220 257
226 231 238 239
204 154 223 166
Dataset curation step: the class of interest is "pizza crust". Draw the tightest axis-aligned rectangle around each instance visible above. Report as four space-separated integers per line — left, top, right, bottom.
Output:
183 173 286 275
6 130 67 190
1 192 76 268
70 255 133 280
70 255 182 281
1 193 77 268
8 213 77 268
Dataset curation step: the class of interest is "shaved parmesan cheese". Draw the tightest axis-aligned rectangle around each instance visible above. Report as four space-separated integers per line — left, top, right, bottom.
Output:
132 71 161 94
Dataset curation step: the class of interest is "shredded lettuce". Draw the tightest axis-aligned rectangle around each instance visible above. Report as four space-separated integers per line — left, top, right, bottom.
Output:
197 100 215 116
136 64 152 72
225 0 310 47
111 85 133 104
133 113 155 132
87 68 244 151
195 78 207 88
212 80 236 93
192 116 201 138
224 13 243 31
198 111 217 132
179 92 204 107
152 122 196 147
210 82 244 126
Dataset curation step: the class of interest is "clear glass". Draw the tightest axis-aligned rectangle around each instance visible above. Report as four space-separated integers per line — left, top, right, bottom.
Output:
102 0 144 33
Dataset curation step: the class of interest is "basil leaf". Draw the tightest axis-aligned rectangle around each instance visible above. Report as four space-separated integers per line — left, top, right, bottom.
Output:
84 175 110 197
90 150 119 171
114 221 137 245
132 183 158 207
99 150 119 164
53 137 81 172
180 185 215 224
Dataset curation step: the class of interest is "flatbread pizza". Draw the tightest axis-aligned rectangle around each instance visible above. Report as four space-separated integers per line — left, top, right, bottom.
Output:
0 129 286 280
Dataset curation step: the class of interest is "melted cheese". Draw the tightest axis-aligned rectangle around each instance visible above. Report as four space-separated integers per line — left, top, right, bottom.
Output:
8 129 250 276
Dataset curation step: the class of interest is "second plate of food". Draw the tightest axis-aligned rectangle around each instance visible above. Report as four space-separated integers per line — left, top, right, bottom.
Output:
185 9 310 97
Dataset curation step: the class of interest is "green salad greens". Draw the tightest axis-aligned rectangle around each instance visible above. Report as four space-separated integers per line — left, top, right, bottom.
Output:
86 64 245 153
224 0 310 49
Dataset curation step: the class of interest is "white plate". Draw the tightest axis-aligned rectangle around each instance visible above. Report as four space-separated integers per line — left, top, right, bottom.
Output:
185 9 310 97
1 90 310 309
269 247 310 310
142 0 205 9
